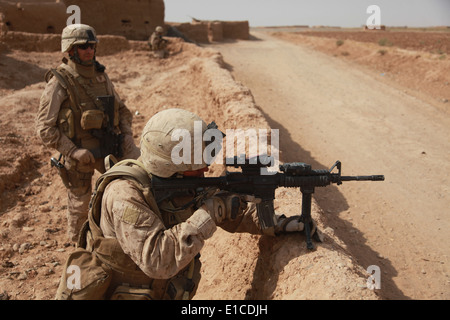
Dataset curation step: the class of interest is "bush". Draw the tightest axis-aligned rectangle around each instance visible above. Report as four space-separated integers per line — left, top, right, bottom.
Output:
378 38 393 47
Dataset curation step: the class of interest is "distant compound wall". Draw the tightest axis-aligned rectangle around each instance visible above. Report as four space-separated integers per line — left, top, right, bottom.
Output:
221 21 249 41
168 20 249 43
63 0 165 40
0 1 249 43
0 0 165 40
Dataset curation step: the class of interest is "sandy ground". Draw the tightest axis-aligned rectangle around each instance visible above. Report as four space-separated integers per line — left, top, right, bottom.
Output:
0 27 448 300
0 37 380 301
208 29 450 300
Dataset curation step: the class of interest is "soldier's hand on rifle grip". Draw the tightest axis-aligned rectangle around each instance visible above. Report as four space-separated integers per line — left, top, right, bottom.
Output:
202 192 243 224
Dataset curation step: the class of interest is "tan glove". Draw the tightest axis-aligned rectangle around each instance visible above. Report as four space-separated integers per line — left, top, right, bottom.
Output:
275 215 321 240
202 192 243 224
69 148 95 164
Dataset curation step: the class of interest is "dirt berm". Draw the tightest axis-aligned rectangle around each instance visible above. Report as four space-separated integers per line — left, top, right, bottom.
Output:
0 36 378 300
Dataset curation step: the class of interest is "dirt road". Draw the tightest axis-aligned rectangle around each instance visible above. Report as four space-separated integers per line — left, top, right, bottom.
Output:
208 30 450 300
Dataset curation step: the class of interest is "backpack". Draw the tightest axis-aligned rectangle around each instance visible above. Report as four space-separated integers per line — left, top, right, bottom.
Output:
55 159 164 300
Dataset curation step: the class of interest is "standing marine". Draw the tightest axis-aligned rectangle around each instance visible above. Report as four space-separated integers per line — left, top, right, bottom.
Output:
36 24 140 242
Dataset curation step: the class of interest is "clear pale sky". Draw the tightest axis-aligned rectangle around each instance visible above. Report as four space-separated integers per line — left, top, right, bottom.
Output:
164 0 450 28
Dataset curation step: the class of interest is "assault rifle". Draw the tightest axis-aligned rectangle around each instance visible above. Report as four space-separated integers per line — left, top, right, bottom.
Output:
91 95 124 159
151 155 384 250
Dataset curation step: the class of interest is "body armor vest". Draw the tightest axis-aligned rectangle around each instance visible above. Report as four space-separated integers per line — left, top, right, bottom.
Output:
47 59 120 158
56 160 201 300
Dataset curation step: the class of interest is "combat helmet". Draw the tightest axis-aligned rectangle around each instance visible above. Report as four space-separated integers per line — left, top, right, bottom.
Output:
140 108 209 178
61 24 98 53
155 26 164 34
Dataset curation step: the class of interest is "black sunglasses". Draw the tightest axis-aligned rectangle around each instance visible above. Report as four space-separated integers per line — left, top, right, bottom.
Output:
78 43 96 50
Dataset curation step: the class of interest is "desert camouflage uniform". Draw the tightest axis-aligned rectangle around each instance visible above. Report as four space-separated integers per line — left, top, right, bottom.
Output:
36 57 140 242
96 173 261 299
55 109 312 300
149 26 167 58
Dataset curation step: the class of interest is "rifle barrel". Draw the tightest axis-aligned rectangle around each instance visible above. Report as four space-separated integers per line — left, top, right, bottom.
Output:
341 175 385 181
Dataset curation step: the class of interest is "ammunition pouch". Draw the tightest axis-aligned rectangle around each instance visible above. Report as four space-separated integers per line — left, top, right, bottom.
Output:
80 109 105 130
55 247 113 300
57 108 75 139
110 285 154 300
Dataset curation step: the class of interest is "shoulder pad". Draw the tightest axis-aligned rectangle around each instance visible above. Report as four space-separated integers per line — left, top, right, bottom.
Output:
45 68 68 89
100 162 151 190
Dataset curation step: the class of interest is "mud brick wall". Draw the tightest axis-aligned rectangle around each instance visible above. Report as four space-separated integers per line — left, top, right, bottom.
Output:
0 0 165 40
0 1 67 34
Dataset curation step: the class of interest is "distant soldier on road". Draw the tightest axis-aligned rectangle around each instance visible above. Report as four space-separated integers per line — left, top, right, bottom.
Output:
36 24 140 242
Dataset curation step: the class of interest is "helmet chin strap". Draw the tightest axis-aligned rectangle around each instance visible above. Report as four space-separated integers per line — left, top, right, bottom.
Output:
70 44 96 66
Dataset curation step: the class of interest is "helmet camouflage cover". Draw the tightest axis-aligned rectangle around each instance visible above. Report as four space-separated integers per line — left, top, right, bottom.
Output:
140 108 208 178
61 24 98 53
